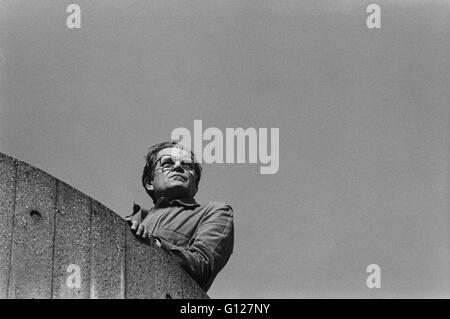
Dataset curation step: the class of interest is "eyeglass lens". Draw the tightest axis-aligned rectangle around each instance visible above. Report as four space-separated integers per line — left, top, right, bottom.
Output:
159 155 194 171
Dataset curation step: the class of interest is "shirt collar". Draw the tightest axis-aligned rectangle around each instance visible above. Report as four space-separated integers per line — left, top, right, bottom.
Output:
155 197 200 208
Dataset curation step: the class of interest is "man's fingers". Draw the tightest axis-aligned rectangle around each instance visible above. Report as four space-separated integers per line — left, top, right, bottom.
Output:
125 216 132 223
136 223 145 236
130 220 139 231
129 220 150 238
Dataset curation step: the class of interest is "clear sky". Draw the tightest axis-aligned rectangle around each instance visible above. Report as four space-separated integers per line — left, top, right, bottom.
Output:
0 0 449 298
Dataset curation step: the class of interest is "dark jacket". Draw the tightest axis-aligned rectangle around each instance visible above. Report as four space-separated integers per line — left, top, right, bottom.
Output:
128 197 234 292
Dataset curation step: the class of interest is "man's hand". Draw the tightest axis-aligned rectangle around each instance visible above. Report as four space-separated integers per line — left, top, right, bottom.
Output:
125 203 167 248
125 203 150 238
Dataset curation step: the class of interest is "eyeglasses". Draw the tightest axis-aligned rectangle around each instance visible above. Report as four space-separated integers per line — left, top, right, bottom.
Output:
152 155 195 174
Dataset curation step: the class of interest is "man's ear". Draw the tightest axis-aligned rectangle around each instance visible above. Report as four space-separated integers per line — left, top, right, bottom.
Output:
144 177 154 191
145 182 153 191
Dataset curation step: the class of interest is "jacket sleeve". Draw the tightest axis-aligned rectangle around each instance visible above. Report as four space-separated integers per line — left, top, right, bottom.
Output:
154 203 234 292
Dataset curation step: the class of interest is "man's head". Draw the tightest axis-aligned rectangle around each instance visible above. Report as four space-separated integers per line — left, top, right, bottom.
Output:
142 141 202 203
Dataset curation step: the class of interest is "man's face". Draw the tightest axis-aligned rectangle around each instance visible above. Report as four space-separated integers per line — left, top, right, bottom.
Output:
146 147 197 201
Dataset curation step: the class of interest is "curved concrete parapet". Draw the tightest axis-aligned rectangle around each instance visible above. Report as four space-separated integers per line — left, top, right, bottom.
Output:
0 152 209 299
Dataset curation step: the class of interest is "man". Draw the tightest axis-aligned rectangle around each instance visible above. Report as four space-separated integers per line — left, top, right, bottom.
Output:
126 141 234 292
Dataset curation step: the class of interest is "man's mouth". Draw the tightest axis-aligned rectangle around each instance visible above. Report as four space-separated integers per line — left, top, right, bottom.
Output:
170 174 185 181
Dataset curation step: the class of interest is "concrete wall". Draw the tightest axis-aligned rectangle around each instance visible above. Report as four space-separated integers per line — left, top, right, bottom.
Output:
0 152 208 299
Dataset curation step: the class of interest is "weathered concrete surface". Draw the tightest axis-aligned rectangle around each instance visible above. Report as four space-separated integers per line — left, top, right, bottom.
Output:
125 229 157 299
182 269 209 299
0 152 209 299
9 161 57 299
52 182 91 299
152 245 172 299
0 153 16 299
91 200 126 299
166 256 183 299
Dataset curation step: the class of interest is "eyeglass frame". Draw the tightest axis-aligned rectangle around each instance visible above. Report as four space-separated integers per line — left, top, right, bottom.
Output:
151 154 196 175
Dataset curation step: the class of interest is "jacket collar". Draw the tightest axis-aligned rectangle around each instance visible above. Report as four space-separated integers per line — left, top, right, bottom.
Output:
155 197 200 208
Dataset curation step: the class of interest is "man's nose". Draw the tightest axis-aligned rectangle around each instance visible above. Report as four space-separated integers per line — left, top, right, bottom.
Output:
172 160 185 172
